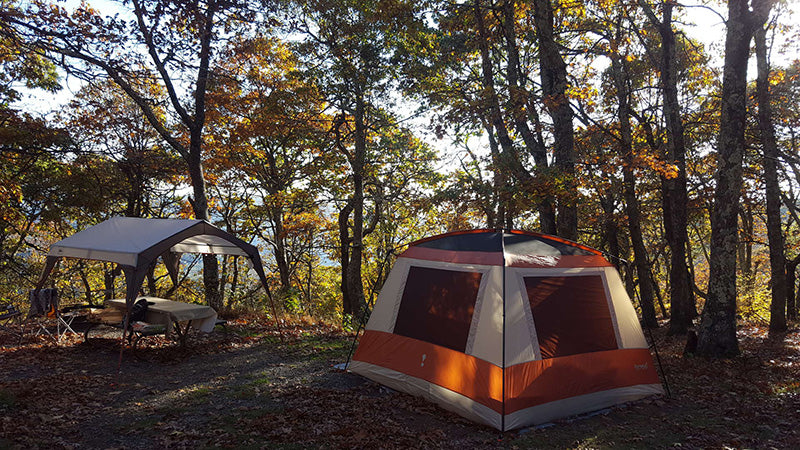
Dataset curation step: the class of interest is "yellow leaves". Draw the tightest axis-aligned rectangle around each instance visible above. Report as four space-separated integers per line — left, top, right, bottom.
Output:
769 70 786 86
566 84 597 102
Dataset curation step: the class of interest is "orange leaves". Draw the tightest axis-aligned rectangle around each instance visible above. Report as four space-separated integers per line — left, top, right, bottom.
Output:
637 153 680 179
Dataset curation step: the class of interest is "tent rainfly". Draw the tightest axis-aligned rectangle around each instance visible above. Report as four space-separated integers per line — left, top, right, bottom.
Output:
34 217 271 311
349 229 664 431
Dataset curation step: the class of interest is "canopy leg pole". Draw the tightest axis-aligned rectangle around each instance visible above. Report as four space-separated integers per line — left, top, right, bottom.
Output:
115 312 131 384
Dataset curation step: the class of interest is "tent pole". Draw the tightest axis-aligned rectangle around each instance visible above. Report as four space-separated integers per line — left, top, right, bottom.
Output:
630 265 672 398
500 229 507 433
252 263 284 341
343 304 371 370
645 321 671 398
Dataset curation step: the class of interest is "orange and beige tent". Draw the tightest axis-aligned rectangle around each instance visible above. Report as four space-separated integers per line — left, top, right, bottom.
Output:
349 229 663 431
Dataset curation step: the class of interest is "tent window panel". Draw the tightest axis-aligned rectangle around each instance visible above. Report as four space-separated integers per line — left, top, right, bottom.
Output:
525 275 618 359
394 266 482 352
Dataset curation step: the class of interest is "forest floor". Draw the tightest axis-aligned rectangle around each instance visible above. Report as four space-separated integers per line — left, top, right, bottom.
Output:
1 315 799 449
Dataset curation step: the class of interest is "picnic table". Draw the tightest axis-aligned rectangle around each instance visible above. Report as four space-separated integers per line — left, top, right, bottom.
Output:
106 297 218 345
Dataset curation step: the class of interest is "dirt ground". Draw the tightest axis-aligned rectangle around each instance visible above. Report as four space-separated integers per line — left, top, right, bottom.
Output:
1 318 800 449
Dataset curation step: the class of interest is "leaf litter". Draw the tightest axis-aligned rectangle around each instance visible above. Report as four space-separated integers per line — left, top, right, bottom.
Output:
1 319 799 449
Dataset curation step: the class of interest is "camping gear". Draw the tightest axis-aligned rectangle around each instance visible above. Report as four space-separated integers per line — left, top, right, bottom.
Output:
32 218 278 361
349 229 664 431
0 300 24 343
27 288 77 341
107 297 217 341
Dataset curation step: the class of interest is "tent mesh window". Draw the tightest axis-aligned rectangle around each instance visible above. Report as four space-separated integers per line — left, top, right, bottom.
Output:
393 266 482 352
525 275 618 358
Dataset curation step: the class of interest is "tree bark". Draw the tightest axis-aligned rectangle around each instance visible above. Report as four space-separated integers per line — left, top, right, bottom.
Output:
500 0 556 233
474 0 516 227
640 0 693 334
697 0 767 358
484 121 507 228
338 196 354 316
611 53 659 328
533 0 577 240
755 25 787 333
271 205 292 297
598 191 620 262
787 258 799 321
345 93 368 318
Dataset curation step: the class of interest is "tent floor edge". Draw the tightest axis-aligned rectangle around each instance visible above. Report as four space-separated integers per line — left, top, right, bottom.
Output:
349 360 503 431
504 383 664 430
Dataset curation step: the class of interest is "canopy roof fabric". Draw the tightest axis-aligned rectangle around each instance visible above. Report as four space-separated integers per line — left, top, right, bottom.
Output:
36 217 270 311
47 217 249 267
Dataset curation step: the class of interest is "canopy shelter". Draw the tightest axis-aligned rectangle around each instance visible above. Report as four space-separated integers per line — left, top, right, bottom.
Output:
34 217 272 313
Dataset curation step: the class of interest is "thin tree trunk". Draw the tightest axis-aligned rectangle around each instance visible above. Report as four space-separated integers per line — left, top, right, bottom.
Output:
598 191 620 262
345 93 368 317
500 0 555 233
225 256 239 312
787 258 798 321
533 0 577 240
103 265 119 302
611 53 659 328
738 207 755 293
185 0 222 312
339 199 354 316
474 0 515 227
271 206 292 300
484 122 506 228
639 0 693 334
755 26 788 333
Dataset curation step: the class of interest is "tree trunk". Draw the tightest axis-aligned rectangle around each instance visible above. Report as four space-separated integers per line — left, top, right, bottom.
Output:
186 151 222 310
611 53 659 328
794 272 800 321
225 256 239 312
598 191 620 262
500 0 556 233
754 26 787 333
697 0 764 357
184 1 221 312
474 0 516 227
787 258 798 321
640 0 693 334
533 0 577 240
103 265 120 302
146 264 157 296
346 93 368 318
338 199 354 316
484 122 506 228
271 205 293 302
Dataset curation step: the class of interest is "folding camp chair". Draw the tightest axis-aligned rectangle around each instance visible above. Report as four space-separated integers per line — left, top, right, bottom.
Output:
0 300 24 343
27 289 77 342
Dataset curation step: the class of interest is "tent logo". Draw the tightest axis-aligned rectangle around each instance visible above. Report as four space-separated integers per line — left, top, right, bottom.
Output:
421 354 427 367
634 362 648 371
